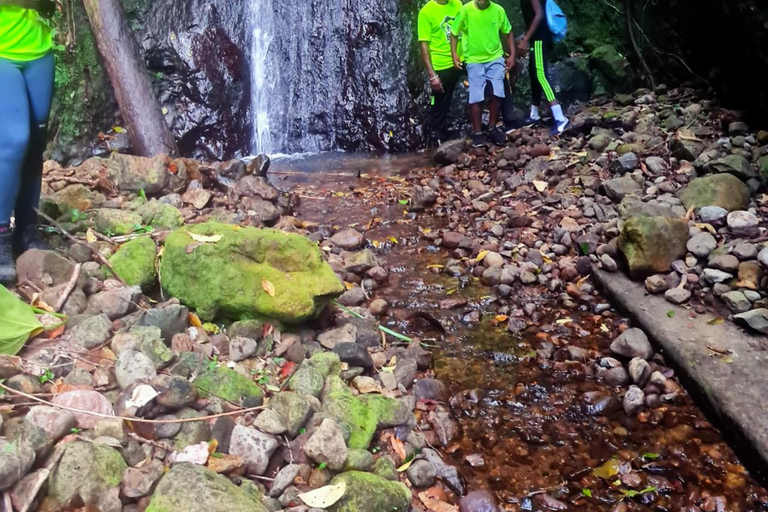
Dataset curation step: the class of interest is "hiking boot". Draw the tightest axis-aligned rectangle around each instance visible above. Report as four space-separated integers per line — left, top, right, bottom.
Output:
470 132 488 148
0 232 17 284
488 126 507 145
550 117 571 136
13 224 49 256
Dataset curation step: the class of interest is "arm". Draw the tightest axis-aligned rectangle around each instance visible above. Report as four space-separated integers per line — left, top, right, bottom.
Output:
519 0 544 52
420 42 444 93
503 30 516 70
450 34 462 70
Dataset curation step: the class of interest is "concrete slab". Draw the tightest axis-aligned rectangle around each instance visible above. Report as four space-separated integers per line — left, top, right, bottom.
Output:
594 268 768 470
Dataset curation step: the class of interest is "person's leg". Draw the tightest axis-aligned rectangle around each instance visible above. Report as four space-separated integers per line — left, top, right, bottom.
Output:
533 40 568 134
428 67 462 144
0 58 33 282
486 59 506 128
15 52 54 241
466 63 487 145
528 46 542 121
501 73 516 130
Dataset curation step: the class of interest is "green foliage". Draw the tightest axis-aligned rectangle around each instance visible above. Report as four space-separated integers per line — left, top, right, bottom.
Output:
0 285 44 355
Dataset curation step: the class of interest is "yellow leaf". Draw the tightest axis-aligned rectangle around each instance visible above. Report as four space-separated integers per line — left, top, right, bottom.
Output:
113 126 126 133
475 250 490 263
202 322 219 334
298 481 346 508
694 223 717 235
592 459 620 480
426 264 444 270
600 324 610 333
388 236 399 244
397 458 415 472
533 180 548 192
494 315 509 323
188 313 202 327
707 317 725 325
86 228 97 244
187 232 223 244
555 318 572 325
262 279 276 297
344 282 355 290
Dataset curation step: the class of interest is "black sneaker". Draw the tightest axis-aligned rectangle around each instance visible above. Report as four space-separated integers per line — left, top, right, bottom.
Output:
13 224 49 256
0 232 17 284
522 116 541 127
471 132 488 148
488 126 507 145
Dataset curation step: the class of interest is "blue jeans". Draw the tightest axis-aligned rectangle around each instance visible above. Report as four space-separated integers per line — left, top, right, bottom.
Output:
0 52 54 227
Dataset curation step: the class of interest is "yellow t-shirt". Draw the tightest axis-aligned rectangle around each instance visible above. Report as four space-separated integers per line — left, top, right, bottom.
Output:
418 0 463 71
0 6 52 61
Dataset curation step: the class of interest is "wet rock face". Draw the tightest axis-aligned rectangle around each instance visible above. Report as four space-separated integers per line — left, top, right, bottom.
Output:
136 0 252 160
261 0 422 154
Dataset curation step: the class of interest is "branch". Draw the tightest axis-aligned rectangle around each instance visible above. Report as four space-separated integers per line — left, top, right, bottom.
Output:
626 0 656 89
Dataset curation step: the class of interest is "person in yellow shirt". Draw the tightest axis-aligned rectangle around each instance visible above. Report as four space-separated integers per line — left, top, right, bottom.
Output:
0 0 55 283
418 0 464 145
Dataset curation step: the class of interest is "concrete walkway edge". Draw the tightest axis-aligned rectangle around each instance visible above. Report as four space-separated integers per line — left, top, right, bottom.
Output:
594 268 768 471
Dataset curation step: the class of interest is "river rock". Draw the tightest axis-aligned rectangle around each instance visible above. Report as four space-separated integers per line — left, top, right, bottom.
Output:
109 237 158 291
619 216 688 277
721 291 751 313
303 418 348 470
141 200 184 230
193 365 264 404
85 285 143 320
460 489 501 512
709 254 740 273
610 152 639 173
603 175 642 201
678 174 751 212
94 208 143 236
330 228 365 249
108 153 170 194
610 328 653 360
704 154 757 180
413 378 449 402
624 386 645 415
604 366 630 387
434 139 466 165
329 471 411 512
152 374 197 409
406 460 436 488
229 336 258 362
700 206 729 223
727 211 759 231
268 392 313 437
136 303 190 341
160 223 343 322
628 357 651 385
25 407 77 444
734 309 768 334
318 323 357 349
333 342 374 369
702 268 733 284
233 175 279 201
48 441 126 511
229 425 279 475
422 447 465 494
733 243 758 260
145 463 268 512
665 287 691 305
687 232 717 258
0 439 35 491
115 350 157 389
122 459 164 498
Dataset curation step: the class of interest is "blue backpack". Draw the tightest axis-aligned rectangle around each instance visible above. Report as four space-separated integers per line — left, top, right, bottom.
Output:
546 0 568 42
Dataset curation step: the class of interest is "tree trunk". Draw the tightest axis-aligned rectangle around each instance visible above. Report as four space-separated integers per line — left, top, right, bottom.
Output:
82 0 179 157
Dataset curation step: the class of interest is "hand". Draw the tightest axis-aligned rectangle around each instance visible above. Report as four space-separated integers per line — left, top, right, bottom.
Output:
429 76 444 94
505 55 516 71
452 56 463 70
517 39 529 54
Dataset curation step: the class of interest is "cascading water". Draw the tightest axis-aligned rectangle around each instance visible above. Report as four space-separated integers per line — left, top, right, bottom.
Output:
251 0 274 155
248 0 424 156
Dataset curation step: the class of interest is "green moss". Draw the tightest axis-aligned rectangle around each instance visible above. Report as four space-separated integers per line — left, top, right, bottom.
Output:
160 223 344 322
323 391 378 450
619 216 689 278
146 463 268 512
49 442 127 506
110 236 157 290
307 352 342 378
94 208 143 236
287 365 325 397
678 174 751 212
140 200 184 230
360 395 412 429
329 471 411 512
193 365 264 404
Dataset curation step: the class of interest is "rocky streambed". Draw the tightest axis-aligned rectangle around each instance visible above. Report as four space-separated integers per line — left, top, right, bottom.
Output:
2 83 768 512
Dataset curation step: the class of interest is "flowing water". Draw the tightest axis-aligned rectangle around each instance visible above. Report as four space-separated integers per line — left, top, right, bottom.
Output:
270 152 768 511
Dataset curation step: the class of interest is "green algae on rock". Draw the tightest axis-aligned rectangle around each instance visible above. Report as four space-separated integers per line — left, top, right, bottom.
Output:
619 216 688 278
678 173 751 212
329 471 411 512
160 222 344 322
110 236 158 290
193 365 264 404
146 463 268 512
48 441 126 509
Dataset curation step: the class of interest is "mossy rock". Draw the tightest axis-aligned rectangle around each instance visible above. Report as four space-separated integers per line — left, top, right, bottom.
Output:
140 199 184 230
146 463 268 512
94 208 142 236
109 236 157 290
160 223 344 322
48 441 126 508
619 216 688 278
306 352 342 377
361 395 413 429
329 471 411 512
173 408 212 451
288 365 325 397
678 174 751 212
193 365 264 404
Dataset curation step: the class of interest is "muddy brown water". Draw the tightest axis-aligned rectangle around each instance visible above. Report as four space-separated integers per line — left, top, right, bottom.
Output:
270 153 768 511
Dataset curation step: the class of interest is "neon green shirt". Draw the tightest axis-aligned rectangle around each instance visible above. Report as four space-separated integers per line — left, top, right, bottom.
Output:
418 0 463 72
451 1 511 64
0 7 52 62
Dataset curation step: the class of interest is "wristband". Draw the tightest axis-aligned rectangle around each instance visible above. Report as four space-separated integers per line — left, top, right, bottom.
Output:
429 76 440 82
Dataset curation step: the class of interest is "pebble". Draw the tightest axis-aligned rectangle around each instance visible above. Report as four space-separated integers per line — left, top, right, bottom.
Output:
727 211 759 230
702 268 734 284
624 386 645 415
721 291 751 313
459 489 501 512
115 350 157 389
645 275 669 294
600 254 618 272
610 328 653 360
406 460 436 488
699 206 728 223
732 243 758 260
665 288 691 305
758 247 768 268
368 298 389 316
687 232 717 258
709 254 740 273
628 357 651 386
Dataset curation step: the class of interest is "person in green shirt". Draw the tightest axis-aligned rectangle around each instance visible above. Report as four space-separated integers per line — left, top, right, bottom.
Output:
450 0 515 147
418 0 464 145
0 0 56 283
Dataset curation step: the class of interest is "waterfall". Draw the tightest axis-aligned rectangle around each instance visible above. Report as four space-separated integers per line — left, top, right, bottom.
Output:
251 0 274 155
248 0 423 156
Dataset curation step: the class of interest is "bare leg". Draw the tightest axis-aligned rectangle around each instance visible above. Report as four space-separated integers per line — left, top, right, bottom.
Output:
470 103 483 133
488 96 501 128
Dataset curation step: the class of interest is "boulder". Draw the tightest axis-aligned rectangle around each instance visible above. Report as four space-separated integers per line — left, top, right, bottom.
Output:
160 223 343 322
145 463 268 512
619 216 689 278
48 441 126 511
703 155 757 180
109 236 158 291
678 174 751 212
434 139 466 165
107 153 170 195
329 471 411 512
